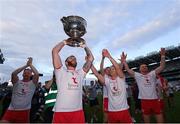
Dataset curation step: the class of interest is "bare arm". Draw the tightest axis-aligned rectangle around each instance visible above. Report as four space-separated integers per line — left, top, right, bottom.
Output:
29 65 39 84
11 65 28 84
163 78 168 91
105 49 124 78
27 57 39 84
100 56 105 75
119 62 123 69
52 40 66 69
82 45 94 73
91 65 105 85
155 48 166 75
121 52 135 77
100 49 107 75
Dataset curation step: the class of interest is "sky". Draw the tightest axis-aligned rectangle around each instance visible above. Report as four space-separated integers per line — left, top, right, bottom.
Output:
0 0 180 84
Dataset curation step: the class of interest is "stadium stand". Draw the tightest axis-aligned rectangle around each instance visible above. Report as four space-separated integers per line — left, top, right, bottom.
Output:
0 49 5 64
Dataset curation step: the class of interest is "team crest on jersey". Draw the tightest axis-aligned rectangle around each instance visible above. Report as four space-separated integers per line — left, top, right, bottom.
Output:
111 90 121 96
109 81 121 96
18 82 29 95
141 75 152 87
68 77 80 90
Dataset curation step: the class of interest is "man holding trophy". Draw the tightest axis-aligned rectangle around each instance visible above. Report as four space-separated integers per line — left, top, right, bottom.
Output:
52 16 94 123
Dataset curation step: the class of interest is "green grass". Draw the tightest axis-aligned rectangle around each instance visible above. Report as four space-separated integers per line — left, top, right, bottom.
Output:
84 92 180 123
163 92 180 123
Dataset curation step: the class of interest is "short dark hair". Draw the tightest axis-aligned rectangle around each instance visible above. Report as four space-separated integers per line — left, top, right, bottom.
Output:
106 67 110 69
65 55 75 62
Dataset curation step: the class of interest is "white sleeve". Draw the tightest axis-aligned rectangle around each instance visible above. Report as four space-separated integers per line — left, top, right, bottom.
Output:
54 67 65 79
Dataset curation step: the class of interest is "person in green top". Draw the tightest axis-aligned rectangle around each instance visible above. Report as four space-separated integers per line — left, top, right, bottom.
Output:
43 72 57 123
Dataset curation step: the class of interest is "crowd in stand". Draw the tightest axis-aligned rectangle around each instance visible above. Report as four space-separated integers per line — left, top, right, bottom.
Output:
0 39 178 123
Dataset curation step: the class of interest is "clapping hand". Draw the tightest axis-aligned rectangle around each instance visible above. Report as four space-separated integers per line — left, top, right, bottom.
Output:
27 57 33 66
120 52 127 63
102 49 110 58
64 38 73 46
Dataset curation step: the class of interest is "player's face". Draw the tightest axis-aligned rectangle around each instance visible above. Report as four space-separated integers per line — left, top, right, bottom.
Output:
66 55 77 68
105 67 110 76
110 66 117 76
140 64 148 73
23 69 32 80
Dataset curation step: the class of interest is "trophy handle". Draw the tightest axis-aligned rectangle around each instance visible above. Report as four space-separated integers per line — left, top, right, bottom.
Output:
61 17 68 24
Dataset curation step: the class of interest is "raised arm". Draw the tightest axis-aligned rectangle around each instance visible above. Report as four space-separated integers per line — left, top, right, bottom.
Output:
27 57 39 84
11 64 28 84
91 65 105 85
52 40 66 69
104 49 124 78
155 48 166 75
121 52 135 77
162 78 168 91
100 50 105 75
81 44 94 73
119 60 124 69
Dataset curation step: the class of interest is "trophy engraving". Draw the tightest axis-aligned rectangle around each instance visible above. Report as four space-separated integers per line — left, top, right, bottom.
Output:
61 15 87 47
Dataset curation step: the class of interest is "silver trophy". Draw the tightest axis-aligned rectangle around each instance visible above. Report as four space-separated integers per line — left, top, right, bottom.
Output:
61 15 87 47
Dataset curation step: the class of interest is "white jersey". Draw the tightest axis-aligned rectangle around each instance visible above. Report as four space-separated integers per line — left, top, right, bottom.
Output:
134 71 158 99
8 80 36 110
105 76 129 112
54 67 86 112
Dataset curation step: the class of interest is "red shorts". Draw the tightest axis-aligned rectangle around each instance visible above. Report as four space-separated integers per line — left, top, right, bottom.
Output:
52 110 85 123
108 109 132 123
141 99 162 115
103 98 108 112
2 109 30 123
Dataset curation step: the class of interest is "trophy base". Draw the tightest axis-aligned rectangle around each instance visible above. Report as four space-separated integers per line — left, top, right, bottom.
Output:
67 38 85 47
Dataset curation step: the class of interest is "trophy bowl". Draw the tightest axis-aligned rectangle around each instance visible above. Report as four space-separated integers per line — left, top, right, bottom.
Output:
61 15 87 47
